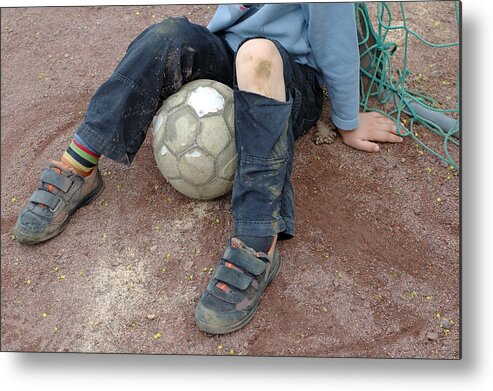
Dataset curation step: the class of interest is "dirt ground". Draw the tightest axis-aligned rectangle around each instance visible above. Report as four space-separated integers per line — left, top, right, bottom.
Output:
1 4 460 358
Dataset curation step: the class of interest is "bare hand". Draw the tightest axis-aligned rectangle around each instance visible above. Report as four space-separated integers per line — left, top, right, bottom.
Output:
338 112 403 153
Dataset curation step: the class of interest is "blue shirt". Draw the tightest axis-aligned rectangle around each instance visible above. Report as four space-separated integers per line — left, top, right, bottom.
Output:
207 3 360 130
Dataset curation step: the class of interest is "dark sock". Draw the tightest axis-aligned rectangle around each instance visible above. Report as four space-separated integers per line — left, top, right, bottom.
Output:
236 235 275 254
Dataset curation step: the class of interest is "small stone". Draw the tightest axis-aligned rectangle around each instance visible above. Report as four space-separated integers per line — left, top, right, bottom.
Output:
332 280 340 288
150 245 158 253
183 261 194 271
401 158 406 163
64 53 69 58
440 318 452 330
413 208 421 216
146 314 156 320
426 331 439 341
111 259 122 267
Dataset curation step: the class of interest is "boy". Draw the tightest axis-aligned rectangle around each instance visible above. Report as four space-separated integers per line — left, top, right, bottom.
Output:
14 3 402 334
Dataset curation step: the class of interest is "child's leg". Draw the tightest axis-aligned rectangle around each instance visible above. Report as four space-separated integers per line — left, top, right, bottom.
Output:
232 39 323 245
14 17 234 244
232 38 289 253
195 38 323 334
76 17 234 165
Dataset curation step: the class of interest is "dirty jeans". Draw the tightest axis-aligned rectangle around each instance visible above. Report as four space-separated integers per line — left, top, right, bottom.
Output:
75 17 323 239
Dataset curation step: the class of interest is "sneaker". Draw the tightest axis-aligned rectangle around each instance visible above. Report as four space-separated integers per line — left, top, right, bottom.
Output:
195 237 281 334
13 161 104 244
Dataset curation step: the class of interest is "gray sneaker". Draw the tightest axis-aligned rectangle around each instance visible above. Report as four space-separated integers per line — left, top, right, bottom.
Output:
14 161 104 244
195 237 281 334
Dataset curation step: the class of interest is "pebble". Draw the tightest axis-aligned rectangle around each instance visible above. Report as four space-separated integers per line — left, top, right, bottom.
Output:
64 53 69 58
146 314 156 320
440 318 452 330
413 208 421 216
401 158 407 163
149 245 158 253
426 331 439 341
111 259 122 267
183 260 194 271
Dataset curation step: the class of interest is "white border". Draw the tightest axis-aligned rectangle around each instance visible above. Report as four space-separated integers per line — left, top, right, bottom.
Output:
2 0 492 389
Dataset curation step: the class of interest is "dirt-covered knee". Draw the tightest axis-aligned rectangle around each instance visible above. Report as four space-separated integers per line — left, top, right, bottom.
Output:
236 39 282 81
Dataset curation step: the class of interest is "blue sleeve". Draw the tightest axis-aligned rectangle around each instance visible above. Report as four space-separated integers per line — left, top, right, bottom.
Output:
302 3 360 130
207 5 245 33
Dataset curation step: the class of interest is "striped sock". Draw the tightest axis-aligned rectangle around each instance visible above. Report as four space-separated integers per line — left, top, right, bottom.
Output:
61 135 101 177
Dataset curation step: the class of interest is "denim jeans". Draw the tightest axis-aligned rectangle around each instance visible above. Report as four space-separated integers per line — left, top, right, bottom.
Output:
76 17 323 239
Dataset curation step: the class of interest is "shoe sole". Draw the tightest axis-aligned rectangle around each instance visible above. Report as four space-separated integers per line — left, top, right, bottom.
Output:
196 248 282 335
14 179 104 245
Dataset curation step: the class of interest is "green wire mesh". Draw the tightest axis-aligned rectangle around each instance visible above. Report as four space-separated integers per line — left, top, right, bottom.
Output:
356 1 460 168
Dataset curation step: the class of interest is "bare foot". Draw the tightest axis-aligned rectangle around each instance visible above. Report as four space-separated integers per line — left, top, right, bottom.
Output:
313 120 337 145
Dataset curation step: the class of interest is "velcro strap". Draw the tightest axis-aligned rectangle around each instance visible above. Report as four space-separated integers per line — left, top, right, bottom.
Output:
206 280 244 304
30 189 61 210
222 246 266 276
214 264 252 291
40 169 73 193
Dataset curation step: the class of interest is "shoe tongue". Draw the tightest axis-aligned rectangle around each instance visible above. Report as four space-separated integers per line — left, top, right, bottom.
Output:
48 160 70 173
234 235 274 254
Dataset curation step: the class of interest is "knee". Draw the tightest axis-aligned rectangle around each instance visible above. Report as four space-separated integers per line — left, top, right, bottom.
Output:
148 17 193 40
236 39 283 81
134 17 191 50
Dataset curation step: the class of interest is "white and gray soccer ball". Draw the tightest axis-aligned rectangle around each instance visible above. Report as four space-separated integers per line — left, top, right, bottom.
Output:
152 79 236 200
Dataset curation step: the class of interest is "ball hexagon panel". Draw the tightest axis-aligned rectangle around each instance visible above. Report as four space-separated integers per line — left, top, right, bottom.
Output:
197 115 231 156
161 90 188 113
152 111 168 154
216 141 237 180
163 107 199 155
198 178 233 200
154 142 180 180
167 178 202 200
223 96 234 133
178 147 215 186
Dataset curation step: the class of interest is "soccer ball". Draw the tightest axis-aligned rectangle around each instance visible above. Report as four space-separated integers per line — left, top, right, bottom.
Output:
152 79 236 200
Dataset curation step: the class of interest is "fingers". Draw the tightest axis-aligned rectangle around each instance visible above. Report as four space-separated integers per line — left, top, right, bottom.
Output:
376 120 398 133
373 130 404 143
371 116 404 142
351 138 380 153
343 112 405 152
364 112 399 134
